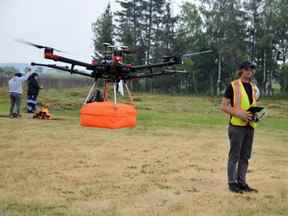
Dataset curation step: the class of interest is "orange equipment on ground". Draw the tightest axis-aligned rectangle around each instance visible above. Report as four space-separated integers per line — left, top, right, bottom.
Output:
33 104 52 120
80 102 137 129
80 81 137 129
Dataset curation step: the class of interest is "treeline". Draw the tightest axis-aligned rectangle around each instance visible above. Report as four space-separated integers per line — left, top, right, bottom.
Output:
92 0 288 96
0 76 90 89
0 67 91 89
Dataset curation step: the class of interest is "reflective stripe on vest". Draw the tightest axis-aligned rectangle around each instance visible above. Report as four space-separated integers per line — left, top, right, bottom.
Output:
230 79 257 128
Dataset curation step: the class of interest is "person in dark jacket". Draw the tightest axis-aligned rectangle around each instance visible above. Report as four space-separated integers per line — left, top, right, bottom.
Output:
27 73 41 113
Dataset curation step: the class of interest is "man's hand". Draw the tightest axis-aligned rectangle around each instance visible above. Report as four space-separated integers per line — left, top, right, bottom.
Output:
233 110 253 122
221 98 254 122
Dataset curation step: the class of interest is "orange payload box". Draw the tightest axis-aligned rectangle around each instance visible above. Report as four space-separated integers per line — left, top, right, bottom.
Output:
80 102 137 129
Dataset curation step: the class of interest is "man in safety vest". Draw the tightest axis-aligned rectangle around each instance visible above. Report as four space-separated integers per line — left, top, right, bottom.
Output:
221 61 259 193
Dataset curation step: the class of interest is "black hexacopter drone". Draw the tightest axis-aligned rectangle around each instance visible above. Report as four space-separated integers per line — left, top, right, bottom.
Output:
19 39 212 129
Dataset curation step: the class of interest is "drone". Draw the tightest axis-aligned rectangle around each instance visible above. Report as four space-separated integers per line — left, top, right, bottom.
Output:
18 40 211 102
18 39 212 128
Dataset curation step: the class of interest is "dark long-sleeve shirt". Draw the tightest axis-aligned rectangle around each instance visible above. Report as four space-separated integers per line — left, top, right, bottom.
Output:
27 78 41 96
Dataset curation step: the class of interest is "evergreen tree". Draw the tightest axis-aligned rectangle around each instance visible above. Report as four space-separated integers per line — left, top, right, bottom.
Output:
92 0 288 96
92 3 114 57
115 0 147 64
160 1 178 57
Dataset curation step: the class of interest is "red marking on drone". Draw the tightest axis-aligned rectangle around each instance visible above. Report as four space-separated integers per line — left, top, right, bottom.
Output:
113 55 123 64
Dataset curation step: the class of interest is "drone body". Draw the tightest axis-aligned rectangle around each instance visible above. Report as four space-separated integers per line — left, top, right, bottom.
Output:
27 41 184 83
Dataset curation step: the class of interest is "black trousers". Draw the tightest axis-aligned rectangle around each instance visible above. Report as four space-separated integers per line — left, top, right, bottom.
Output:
228 125 254 184
27 94 38 113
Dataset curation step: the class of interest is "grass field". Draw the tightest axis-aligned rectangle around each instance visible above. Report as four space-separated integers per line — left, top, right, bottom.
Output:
0 88 287 216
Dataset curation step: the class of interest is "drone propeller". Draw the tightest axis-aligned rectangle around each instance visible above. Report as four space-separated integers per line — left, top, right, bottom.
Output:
182 50 213 58
108 45 116 49
164 69 187 74
103 43 113 47
15 39 66 53
94 50 104 59
120 46 129 49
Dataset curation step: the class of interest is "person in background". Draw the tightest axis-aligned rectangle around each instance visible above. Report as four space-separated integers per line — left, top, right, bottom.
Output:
27 73 42 113
8 68 32 118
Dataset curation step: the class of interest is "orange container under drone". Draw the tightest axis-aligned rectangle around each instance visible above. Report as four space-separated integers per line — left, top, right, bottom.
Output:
80 102 137 129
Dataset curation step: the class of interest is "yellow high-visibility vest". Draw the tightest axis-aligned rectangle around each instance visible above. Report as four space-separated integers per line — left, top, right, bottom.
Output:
230 79 257 128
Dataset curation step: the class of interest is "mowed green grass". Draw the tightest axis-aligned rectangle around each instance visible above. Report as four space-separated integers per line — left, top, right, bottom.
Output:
0 87 287 216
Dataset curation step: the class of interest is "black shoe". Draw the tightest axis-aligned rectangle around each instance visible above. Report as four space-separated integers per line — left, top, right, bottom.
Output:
228 183 243 193
238 183 258 193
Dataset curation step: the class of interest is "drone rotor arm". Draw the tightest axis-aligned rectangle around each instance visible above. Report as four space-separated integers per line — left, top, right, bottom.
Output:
43 53 97 71
30 62 95 78
129 71 179 79
131 58 182 72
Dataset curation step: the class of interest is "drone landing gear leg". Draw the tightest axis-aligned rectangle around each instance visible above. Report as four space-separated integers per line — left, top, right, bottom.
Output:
103 81 109 101
84 80 97 104
113 82 117 105
124 83 134 104
102 81 134 105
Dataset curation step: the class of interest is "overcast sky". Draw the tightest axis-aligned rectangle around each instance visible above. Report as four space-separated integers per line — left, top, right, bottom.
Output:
0 0 190 64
